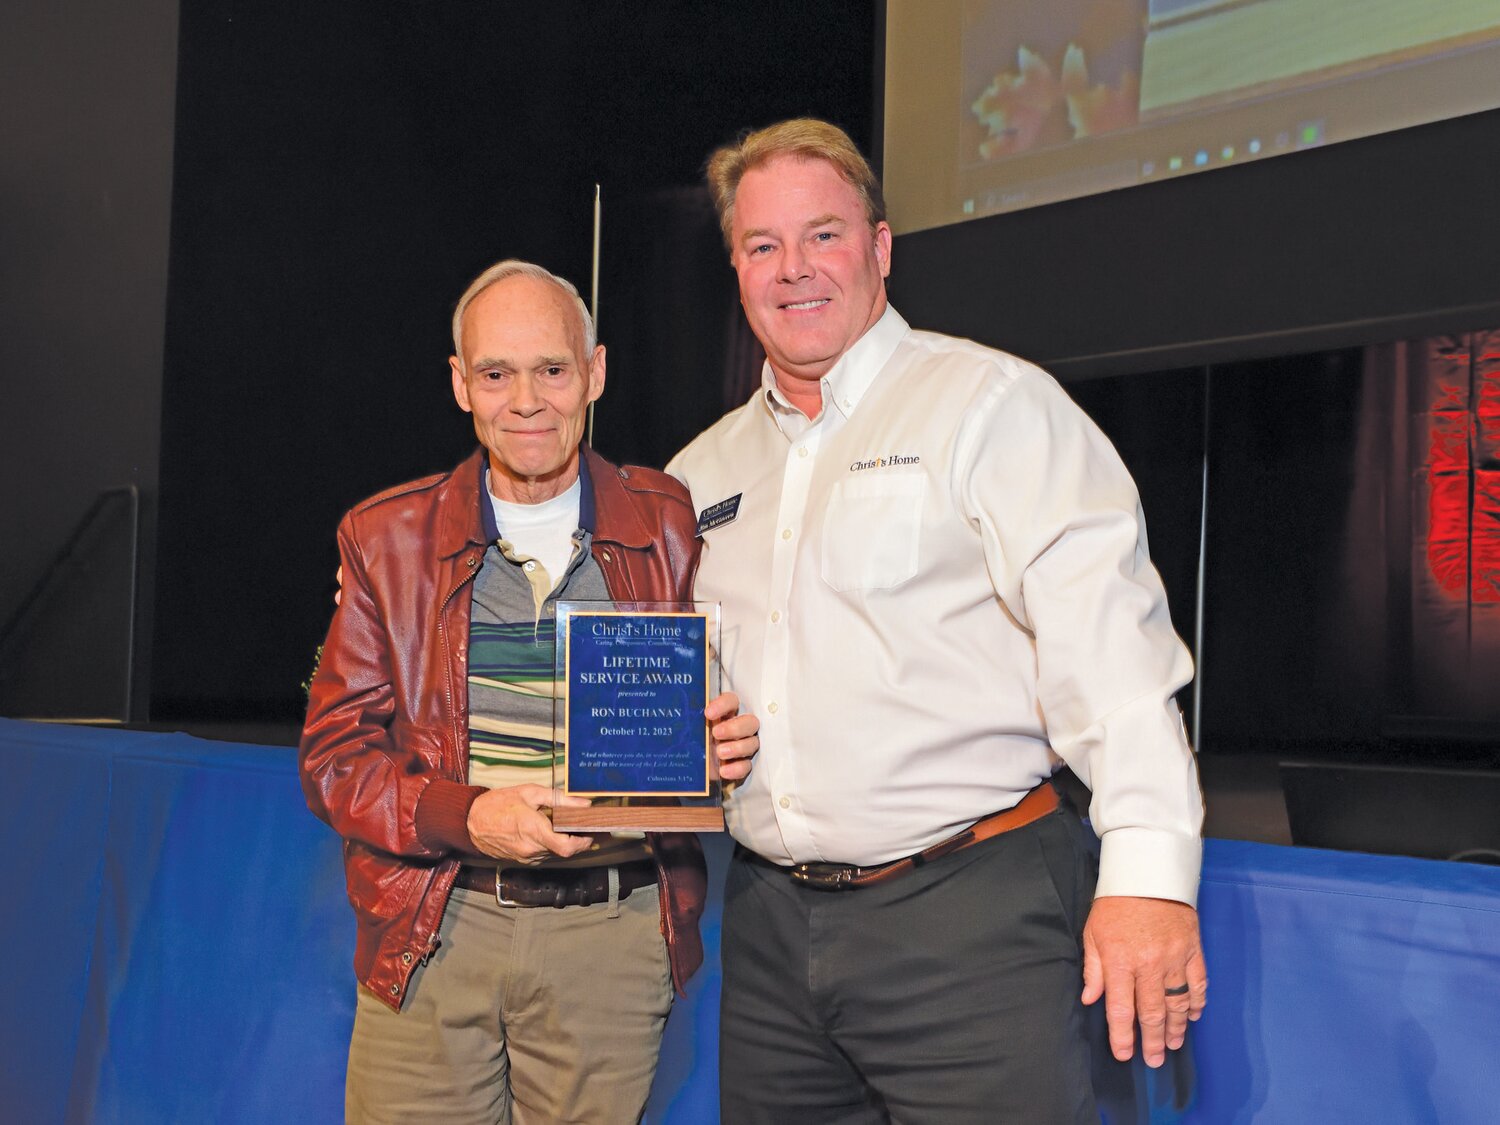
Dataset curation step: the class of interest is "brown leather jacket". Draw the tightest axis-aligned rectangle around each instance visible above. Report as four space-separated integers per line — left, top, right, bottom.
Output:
300 445 707 1011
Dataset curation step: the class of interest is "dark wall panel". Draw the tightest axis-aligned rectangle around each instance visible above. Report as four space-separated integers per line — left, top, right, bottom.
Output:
0 0 180 719
891 108 1500 379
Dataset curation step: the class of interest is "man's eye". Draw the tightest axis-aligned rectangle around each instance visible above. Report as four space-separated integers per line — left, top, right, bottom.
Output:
814 231 835 243
544 365 565 377
751 243 773 255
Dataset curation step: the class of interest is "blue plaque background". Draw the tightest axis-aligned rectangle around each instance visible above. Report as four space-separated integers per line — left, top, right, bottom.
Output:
564 611 710 796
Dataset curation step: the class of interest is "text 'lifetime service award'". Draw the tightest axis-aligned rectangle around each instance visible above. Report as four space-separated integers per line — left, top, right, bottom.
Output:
552 601 724 832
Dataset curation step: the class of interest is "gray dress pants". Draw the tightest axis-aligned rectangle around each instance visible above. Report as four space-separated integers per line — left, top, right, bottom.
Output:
719 802 1099 1124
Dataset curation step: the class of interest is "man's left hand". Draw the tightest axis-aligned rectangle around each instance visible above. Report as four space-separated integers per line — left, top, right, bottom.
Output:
706 692 759 782
1081 896 1207 1068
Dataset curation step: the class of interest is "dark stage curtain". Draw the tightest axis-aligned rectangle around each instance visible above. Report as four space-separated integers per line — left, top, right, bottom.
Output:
1363 330 1500 728
593 186 763 471
1194 330 1500 756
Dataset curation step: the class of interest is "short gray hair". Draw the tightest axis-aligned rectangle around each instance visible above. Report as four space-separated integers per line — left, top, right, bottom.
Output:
450 259 596 364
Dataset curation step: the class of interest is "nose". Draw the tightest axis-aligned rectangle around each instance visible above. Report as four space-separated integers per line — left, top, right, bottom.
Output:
778 241 812 284
508 373 544 415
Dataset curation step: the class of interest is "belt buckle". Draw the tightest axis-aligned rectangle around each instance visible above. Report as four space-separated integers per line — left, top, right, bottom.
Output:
495 870 525 908
790 862 854 890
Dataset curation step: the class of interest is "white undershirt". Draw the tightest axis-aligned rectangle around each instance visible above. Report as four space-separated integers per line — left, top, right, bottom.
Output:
487 475 582 591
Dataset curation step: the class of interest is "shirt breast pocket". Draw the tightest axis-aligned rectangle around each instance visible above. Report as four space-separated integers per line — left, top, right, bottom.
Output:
820 475 925 592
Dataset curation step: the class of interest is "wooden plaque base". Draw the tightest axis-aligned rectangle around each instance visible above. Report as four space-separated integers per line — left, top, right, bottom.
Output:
552 805 725 832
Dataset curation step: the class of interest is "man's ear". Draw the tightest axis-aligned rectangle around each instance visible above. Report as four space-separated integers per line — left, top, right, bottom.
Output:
586 345 606 405
874 221 893 279
450 356 472 414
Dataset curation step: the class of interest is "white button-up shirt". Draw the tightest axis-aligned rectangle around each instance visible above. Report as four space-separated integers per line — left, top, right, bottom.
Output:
668 307 1203 904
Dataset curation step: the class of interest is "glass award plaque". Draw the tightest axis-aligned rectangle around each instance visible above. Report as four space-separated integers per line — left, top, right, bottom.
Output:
551 601 725 832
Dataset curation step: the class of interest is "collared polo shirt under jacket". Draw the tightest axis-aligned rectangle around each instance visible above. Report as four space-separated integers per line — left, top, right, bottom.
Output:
467 465 649 872
668 306 1203 905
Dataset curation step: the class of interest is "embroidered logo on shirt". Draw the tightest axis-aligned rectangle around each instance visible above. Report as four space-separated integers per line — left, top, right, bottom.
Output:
696 494 742 535
849 454 921 472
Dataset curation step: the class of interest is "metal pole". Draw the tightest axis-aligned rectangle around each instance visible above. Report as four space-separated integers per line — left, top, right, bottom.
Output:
124 484 139 722
1191 365 1212 750
587 182 601 446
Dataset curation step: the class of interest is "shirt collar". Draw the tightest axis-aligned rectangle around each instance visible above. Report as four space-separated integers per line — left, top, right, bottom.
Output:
480 447 595 543
759 305 909 428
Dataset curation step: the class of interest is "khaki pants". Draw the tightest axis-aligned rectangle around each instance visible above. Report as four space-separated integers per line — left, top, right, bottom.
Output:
346 882 674 1125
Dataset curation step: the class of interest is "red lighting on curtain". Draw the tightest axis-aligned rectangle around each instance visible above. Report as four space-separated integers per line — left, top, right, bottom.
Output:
1423 332 1500 604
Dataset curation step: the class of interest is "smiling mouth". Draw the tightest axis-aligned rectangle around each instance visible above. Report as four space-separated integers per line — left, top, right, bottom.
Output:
781 298 830 311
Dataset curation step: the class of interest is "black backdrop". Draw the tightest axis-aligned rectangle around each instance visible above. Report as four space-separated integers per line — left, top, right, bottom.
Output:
150 1 876 719
12 0 1497 752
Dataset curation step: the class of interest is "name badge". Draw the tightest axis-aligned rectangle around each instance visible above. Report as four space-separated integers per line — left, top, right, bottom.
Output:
696 494 742 535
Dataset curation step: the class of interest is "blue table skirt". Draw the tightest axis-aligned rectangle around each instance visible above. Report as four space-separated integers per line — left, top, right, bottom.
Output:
3 718 1496 1123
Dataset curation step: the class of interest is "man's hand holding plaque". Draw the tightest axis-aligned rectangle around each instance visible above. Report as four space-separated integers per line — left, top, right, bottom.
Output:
705 691 759 783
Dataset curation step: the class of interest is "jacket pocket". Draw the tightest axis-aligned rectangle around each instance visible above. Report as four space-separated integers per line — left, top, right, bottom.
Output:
391 721 447 772
820 474 925 592
345 841 426 921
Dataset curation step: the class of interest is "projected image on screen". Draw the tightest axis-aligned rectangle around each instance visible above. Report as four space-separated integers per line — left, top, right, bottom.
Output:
885 0 1500 233
964 0 1146 162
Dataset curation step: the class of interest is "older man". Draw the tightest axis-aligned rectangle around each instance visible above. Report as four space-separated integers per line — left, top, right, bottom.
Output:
667 120 1206 1123
301 259 758 1124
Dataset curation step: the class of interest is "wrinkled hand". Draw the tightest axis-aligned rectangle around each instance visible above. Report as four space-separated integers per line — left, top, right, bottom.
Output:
1082 896 1207 1067
466 784 594 864
706 692 759 782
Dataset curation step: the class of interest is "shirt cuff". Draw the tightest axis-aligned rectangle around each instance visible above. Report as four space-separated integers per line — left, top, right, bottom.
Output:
1094 826 1203 907
414 778 488 855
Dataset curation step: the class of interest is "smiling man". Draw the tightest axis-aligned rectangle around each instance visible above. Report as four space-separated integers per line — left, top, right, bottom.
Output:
668 120 1206 1123
301 260 758 1124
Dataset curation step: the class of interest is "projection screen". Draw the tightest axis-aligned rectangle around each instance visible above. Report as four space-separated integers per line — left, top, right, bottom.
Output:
884 0 1500 234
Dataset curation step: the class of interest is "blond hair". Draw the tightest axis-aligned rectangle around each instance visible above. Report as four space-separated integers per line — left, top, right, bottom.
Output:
450 259 595 364
706 118 886 254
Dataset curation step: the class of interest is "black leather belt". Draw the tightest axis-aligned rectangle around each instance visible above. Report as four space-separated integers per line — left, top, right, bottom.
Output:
453 858 658 907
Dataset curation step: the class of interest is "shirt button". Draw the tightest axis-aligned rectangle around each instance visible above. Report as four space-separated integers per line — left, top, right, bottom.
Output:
798 447 808 458
781 528 792 541
523 560 536 571
770 611 781 624
767 701 779 714
778 796 791 809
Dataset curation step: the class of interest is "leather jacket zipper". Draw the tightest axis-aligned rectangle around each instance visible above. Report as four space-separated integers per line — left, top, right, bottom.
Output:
438 552 482 774
405 552 481 977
